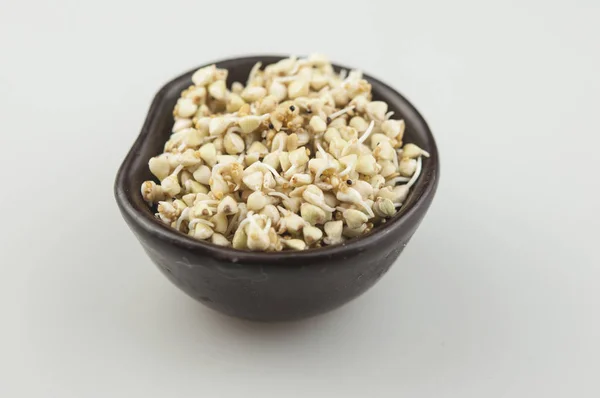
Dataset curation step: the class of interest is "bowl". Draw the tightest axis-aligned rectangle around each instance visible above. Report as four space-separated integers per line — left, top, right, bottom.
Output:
114 55 440 322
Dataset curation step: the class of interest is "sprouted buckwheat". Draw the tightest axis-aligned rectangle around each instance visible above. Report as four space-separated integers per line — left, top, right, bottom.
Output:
141 54 430 251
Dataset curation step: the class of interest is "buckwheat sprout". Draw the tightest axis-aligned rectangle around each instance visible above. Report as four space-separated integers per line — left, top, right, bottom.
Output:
188 218 215 229
247 62 262 85
323 220 344 245
200 135 219 143
210 163 226 176
339 121 375 157
275 75 299 83
276 135 286 152
276 206 290 216
225 126 243 135
314 142 336 180
196 199 220 205
225 212 240 237
358 200 375 218
315 182 334 191
357 120 376 145
304 191 336 212
283 164 298 177
247 213 261 229
340 140 355 158
171 164 184 176
236 211 255 233
387 176 410 185
268 191 291 201
338 157 357 177
328 105 355 121
316 142 328 159
259 162 288 184
288 58 307 75
392 148 399 169
337 188 374 217
175 207 190 230
311 161 327 181
173 118 192 132
406 156 423 189
282 239 307 250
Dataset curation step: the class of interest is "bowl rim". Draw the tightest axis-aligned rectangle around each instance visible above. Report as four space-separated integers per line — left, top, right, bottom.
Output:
115 54 440 264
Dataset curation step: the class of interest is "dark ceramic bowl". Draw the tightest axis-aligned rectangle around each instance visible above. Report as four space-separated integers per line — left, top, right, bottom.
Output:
115 55 439 322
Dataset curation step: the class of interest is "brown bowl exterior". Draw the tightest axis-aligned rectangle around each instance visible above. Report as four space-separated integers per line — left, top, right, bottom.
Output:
114 56 440 322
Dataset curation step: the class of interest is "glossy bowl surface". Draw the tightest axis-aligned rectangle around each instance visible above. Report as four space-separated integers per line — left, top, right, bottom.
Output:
115 55 440 321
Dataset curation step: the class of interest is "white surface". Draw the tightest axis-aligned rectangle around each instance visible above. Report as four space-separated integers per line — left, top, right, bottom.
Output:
1 1 599 397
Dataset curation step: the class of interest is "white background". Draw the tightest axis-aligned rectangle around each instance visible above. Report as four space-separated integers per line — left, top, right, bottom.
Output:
1 1 599 397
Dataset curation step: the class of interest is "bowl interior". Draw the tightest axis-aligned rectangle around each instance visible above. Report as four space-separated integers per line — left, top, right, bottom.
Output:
115 55 439 261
